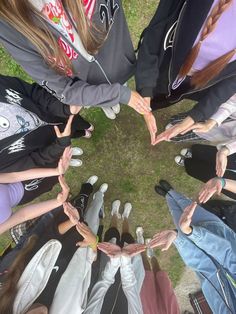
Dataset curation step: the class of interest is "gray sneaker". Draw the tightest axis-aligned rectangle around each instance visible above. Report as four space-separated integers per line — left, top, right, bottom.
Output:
136 227 144 244
102 107 116 120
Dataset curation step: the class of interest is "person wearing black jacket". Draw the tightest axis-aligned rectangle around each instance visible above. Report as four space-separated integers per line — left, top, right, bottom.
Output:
136 0 236 144
0 75 91 172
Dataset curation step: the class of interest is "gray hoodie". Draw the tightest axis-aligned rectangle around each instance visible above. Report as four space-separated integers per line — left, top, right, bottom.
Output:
0 0 135 108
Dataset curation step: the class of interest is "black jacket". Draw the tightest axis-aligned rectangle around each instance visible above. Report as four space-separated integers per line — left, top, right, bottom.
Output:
0 75 85 172
135 0 236 122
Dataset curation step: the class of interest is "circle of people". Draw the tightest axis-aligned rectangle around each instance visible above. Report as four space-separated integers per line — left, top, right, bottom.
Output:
0 1 235 313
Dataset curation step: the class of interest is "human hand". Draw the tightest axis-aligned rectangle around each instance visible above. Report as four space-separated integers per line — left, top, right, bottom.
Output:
63 202 80 225
97 242 122 257
144 112 157 145
149 230 177 251
181 119 217 134
76 222 97 250
128 91 151 115
54 115 74 138
179 202 197 234
153 116 194 145
57 146 72 175
70 105 82 115
198 177 223 203
216 147 229 177
56 175 70 203
122 243 146 257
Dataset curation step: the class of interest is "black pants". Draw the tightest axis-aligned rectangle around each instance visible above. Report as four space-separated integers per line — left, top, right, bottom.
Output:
19 176 58 205
185 144 236 200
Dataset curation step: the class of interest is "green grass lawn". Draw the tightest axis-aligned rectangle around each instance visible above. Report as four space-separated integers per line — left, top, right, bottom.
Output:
0 1 202 286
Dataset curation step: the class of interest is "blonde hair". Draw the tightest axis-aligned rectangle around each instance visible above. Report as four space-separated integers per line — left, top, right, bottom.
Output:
0 0 106 74
178 0 235 89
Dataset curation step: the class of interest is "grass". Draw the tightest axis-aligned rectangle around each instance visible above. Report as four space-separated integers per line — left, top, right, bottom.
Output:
0 0 202 286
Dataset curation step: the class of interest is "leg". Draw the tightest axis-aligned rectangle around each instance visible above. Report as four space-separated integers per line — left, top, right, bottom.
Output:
122 217 130 234
184 158 216 183
84 191 104 235
19 177 58 205
150 256 161 272
191 144 217 164
167 190 222 226
71 183 93 218
141 252 151 271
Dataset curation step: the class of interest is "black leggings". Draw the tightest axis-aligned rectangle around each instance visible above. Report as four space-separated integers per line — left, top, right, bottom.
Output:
185 144 236 200
104 227 134 247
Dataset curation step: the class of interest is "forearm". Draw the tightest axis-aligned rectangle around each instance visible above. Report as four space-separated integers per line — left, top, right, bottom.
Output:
0 198 61 234
58 220 75 235
0 168 59 183
224 179 236 194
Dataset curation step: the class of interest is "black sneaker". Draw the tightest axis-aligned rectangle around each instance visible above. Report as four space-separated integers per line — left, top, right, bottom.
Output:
159 180 173 192
154 185 167 197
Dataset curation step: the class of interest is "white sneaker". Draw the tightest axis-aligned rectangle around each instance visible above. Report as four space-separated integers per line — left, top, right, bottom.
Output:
111 200 121 218
71 147 83 156
136 227 144 244
87 175 98 185
112 104 120 114
102 107 116 120
122 202 132 219
87 124 94 132
69 159 83 167
180 148 192 158
174 155 185 166
99 183 108 194
165 122 173 130
145 238 154 258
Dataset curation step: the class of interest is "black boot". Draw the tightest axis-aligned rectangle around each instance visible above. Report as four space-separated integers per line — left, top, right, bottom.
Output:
159 180 173 193
154 185 167 197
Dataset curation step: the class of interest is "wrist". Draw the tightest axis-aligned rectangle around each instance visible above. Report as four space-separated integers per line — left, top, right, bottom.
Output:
183 226 193 235
217 177 226 189
219 146 230 156
89 235 99 252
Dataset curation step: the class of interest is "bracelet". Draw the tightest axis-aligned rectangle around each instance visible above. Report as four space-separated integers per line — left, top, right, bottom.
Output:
218 177 226 189
89 236 99 250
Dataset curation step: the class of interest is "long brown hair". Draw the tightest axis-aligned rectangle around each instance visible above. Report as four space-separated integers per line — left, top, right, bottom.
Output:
0 0 106 74
0 235 38 314
179 0 235 89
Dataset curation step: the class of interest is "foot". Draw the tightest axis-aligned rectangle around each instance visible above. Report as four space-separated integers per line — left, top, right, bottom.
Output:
145 238 154 258
102 107 116 120
69 159 83 167
159 180 173 193
99 183 108 194
83 130 92 138
122 202 132 219
112 104 120 114
136 226 144 244
154 185 167 197
174 155 185 166
111 200 121 218
86 175 98 185
71 147 83 156
180 148 192 158
87 124 94 132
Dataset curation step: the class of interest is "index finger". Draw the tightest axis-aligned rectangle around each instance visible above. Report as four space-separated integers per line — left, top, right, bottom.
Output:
64 115 74 133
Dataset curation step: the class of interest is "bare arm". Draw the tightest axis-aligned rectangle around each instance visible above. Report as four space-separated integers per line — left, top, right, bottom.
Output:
0 168 59 183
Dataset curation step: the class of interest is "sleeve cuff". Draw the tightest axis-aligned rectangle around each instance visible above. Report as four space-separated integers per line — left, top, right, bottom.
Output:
56 136 71 147
188 109 204 122
138 87 154 98
119 85 131 105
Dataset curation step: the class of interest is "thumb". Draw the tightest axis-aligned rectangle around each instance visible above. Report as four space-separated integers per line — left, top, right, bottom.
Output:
54 125 61 138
